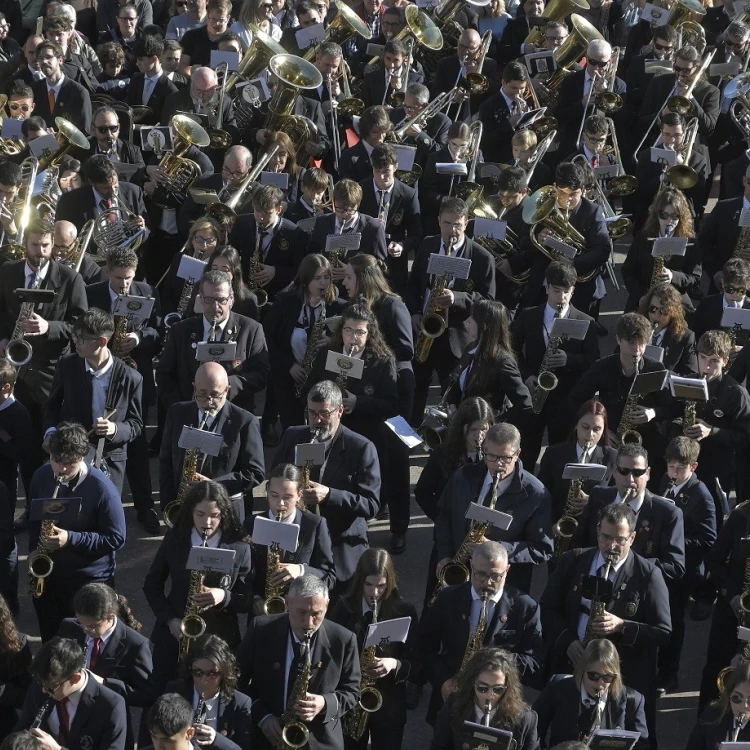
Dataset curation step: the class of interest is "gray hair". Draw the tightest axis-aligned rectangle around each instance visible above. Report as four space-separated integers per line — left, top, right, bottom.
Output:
52 3 77 22
485 423 521 451
289 574 329 600
473 541 508 565
727 20 750 39
406 82 429 104
317 41 342 59
587 39 611 60
199 270 232 291
308 380 343 409
225 144 252 170
92 105 119 123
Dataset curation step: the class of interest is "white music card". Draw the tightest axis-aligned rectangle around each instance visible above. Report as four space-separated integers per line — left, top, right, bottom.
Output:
711 61 742 77
210 50 240 72
650 147 677 167
426 253 472 279
719 744 750 750
550 317 589 340
239 77 271 104
297 217 317 233
721 307 750 330
366 42 385 57
296 22 325 50
436 162 468 175
189 187 220 205
1 118 22 138
588 730 640 750
652 236 688 257
473 217 508 241
644 344 664 362
364 617 411 648
385 415 424 449
178 425 224 456
394 144 416 172
112 295 154 322
738 625 750 642
325 233 361 253
641 3 668 23
253 515 300 553
739 208 750 227
465 502 513 531
524 50 556 76
195 341 238 362
669 374 709 401
325 350 365 380
28 134 59 159
187 546 236 573
177 254 208 282
562 463 608 481
260 171 289 189
544 236 577 260
416 0 438 8
594 164 619 180
294 441 325 466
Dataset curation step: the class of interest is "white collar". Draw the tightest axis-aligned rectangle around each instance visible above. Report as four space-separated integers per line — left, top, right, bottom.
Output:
258 218 279 234
0 395 15 412
191 527 222 547
362 140 374 157
47 74 65 93
65 671 89 707
60 461 89 490
744 196 750 211
580 683 606 706
335 214 359 233
24 259 49 282
670 476 691 496
268 508 296 524
86 616 117 648
85 351 114 378
440 238 465 256
146 70 162 82
615 490 646 513
592 549 629 575
583 144 598 162
723 295 746 309
545 302 569 319
203 316 229 337
373 181 392 198
576 441 594 461
480 466 515 501
471 584 503 605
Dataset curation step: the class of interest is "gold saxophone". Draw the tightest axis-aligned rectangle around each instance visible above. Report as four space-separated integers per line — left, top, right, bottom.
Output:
717 557 750 691
429 471 501 606
552 441 593 561
649 253 671 289
616 356 643 445
179 527 210 657
6 263 44 368
278 630 314 749
584 552 617 646
532 303 563 415
264 512 288 615
461 590 489 671
734 224 750 262
579 690 605 743
249 229 269 307
344 597 383 740
415 238 454 363
28 478 62 598
295 304 326 398
111 285 137 369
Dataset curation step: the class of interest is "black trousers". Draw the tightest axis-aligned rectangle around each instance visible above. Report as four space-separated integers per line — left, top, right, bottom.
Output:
657 578 689 677
125 430 154 513
699 597 741 713
411 334 457 427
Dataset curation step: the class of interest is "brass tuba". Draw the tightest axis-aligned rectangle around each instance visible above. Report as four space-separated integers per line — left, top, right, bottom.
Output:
367 4 443 67
543 14 604 97
525 0 591 46
38 118 90 172
302 3 372 61
1 156 37 262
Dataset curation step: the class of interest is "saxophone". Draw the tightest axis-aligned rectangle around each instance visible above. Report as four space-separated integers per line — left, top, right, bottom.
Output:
111 285 137 369
278 630 314 749
264 512 288 615
616 356 643 446
718 561 750 691
344 597 383 740
430 472 501 605
579 689 606 743
649 253 671 289
732 713 747 742
584 552 617 645
532 304 564 415
682 373 706 433
733 224 750 262
249 228 269 307
415 238 455 363
28 479 62 598
552 442 593 561
303 426 323 516
164 246 209 331
179 527 210 657
6 264 44 368
294 303 326 398
336 344 355 395
461 590 489 671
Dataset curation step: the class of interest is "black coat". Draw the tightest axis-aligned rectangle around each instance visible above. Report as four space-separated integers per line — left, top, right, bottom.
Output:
720 150 749 199
338 141 375 183
419 145 473 225
0 634 31 738
431 54 499 122
697 197 743 280
626 52 669 114
687 704 750 750
31 76 92 134
306 212 388 262
477 91 523 164
125 71 178 125
160 86 239 143
388 106 450 158
73 137 146 184
160 399 265 509
361 66 423 109
693 293 750 346
497 13 533 62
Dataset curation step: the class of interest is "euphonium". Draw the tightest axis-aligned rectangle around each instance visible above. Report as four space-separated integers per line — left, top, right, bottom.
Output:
38 118 90 172
302 3 371 61
415 237 454 363
461 590 489 670
552 441 593 561
616 356 643 445
180 527 210 657
344 597 384 740
278 630 314 749
264 512 288 615
524 0 590 46
583 551 617 645
531 303 563 415
7 261 44 367
295 302 326 398
0 156 37 262
28 478 62 598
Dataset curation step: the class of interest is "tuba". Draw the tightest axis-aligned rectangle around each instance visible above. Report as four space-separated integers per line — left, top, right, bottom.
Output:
368 5 443 68
38 118 90 172
302 3 372 61
179 528 210 657
524 0 591 47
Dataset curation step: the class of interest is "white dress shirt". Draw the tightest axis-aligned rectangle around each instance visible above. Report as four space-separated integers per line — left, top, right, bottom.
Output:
45 670 89 737
202 315 229 341
85 617 118 668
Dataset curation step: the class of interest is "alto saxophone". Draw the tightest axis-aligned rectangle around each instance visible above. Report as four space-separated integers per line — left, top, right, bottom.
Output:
180 527 210 657
28 478 62 598
552 441 593 561
584 552 617 645
303 426 323 516
461 590 489 671
579 690 606 743
415 238 455 363
278 630 314 749
344 597 384 740
295 303 326 398
249 229 269 307
264 512 288 615
6 263 44 368
532 304 564 415
616 356 643 446
734 223 750 262
649 253 671 289
429 471 501 606
682 373 705 433
193 694 208 725
732 713 747 742
111 285 137 369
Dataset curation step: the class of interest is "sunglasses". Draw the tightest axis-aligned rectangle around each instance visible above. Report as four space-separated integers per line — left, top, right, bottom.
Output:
616 466 648 477
97 125 118 133
658 211 678 220
191 668 221 679
474 683 507 695
587 671 617 683
648 305 666 315
653 42 673 51
727 39 746 49
726 286 747 295
588 58 608 67
9 103 31 112
673 64 694 74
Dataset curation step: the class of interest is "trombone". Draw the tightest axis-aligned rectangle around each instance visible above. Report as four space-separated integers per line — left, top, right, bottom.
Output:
328 73 342 172
207 61 233 149
660 116 699 191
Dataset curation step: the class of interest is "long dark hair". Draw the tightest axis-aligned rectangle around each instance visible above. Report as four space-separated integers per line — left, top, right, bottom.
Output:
465 299 516 396
291 254 337 304
638 282 688 341
451 648 528 732
74 583 143 632
346 253 398 305
569 399 610 447
207 245 252 303
343 547 404 621
328 301 395 362
174 481 246 544
708 663 750 726
0 593 21 653
442 397 495 477
178 633 240 700
642 187 694 239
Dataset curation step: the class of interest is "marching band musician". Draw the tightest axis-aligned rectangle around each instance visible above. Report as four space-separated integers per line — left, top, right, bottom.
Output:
286 167 331 225
346 0 386 75
566 115 612 166
511 261 600 465
357 143 422 297
690 664 750 749
0 162 21 251
434 422 552 595
263 132 306 206
497 0 545 62
140 694 196 750
537 400 617 528
693 259 750 344
228 185 309 305
274 380 381 591
431 647 540 750
51 220 104 286
0 592 31 736
237 574 360 750
262 254 347 429
533 639 649 749
420 541 543 724
306 179 388 265
511 129 553 192
125 36 179 127
720 136 750 199
622 188 701 313
15 637 128 749
408 196 496 425
156 269 270 414
338 106 393 184
245 462 336 609
28 422 127 641
361 39 421 110
626 24 678 114
280 0 321 56
477 62 532 165
43 308 144 496
637 284 698 375
143 480 253 687
327 547 418 750
206 246 261 321
160 361 265 517
540 503 671 749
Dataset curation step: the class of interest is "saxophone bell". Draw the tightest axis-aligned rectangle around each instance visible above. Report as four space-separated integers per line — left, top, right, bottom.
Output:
263 511 288 615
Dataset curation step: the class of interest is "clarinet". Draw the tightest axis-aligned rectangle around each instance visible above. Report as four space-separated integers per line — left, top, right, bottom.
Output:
31 698 52 729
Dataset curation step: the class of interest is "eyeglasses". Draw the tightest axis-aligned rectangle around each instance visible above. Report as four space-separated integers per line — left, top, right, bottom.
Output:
546 34 568 42
307 408 336 420
118 15 137 21
597 531 631 545
191 668 221 679
221 166 249 179
72 334 100 345
474 683 507 695
202 296 231 305
483 452 518 464
653 42 673 51
96 125 119 134
727 39 747 49
193 236 218 246
36 675 73 693
726 286 747 295
588 58 608 67
587 671 618 683
8 103 31 112
658 211 678 220
195 388 228 400
342 326 367 338
260 3 273 8
616 466 648 477
473 569 508 582
648 305 666 315
731 693 750 706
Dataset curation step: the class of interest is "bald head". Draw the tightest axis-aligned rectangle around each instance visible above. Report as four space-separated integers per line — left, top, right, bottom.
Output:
459 29 480 49
223 145 252 183
193 362 230 413
192 66 218 87
54 220 77 247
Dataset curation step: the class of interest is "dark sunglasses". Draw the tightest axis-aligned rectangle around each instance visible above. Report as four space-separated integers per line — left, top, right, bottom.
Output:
673 64 694 74
191 668 221 679
731 693 750 706
616 466 648 477
726 286 747 295
97 125 118 133
658 211 678 220
648 305 666 315
8 103 31 111
587 671 617 683
653 42 673 51
727 39 746 49
588 58 608 67
474 683 507 695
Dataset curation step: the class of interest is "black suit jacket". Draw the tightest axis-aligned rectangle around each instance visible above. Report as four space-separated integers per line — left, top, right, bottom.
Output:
693 293 750 344
687 705 750 750
306 212 388 262
177 173 250 236
432 54 499 122
275 424 380 583
361 66 423 109
126 71 178 125
407 235 496 358
338 140 375 182
160 86 238 139
477 91 521 164
626 52 669 114
44 353 143 462
31 76 92 134
573 487 686 582
15 672 128 747
357 178 422 253
160 399 264 508
720 150 750 199
497 13 532 62
156 311 270 412
697 197 743 279
245 508 337 591
238 614 360 750
72 137 146 184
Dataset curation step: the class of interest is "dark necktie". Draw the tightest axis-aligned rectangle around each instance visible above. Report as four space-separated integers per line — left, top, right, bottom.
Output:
664 486 676 501
578 701 597 736
259 230 268 261
56 697 70 744
287 636 306 699
90 637 103 668
27 271 36 289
